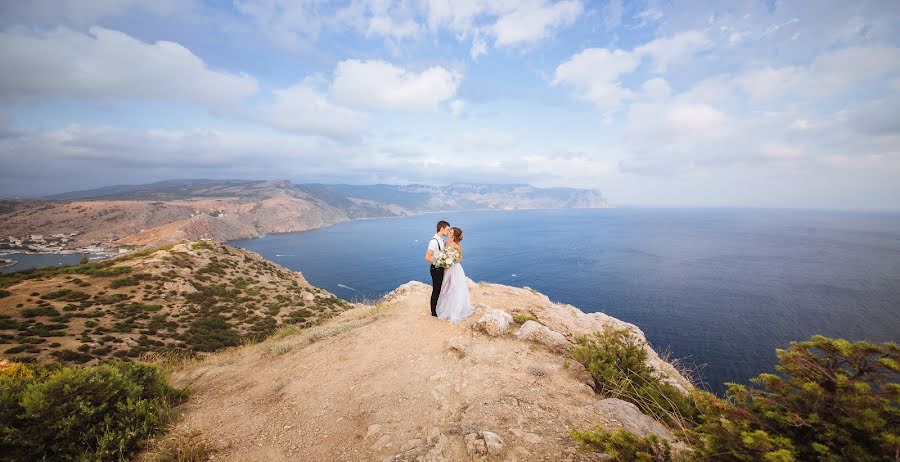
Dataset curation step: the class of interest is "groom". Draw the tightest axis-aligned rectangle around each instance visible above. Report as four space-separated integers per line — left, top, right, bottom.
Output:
425 220 451 317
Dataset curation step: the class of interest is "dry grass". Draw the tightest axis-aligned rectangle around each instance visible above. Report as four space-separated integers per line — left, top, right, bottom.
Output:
267 302 389 356
658 347 707 391
139 430 210 462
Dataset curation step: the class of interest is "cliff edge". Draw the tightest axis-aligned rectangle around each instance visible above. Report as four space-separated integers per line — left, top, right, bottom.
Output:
155 280 690 461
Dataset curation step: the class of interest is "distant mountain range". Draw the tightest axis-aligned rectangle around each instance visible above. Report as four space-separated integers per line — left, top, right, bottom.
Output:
1 179 609 250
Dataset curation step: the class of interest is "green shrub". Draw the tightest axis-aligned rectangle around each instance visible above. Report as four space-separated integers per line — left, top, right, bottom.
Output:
40 289 90 302
572 334 899 462
20 306 61 318
572 428 674 462
0 360 187 461
572 327 697 427
0 289 10 298
191 240 214 251
109 277 138 289
512 314 539 324
185 315 240 352
690 336 899 461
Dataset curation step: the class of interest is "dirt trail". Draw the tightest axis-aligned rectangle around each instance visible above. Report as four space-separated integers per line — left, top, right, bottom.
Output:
160 281 684 461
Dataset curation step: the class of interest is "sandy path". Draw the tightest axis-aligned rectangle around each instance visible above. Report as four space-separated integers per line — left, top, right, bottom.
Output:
161 282 621 461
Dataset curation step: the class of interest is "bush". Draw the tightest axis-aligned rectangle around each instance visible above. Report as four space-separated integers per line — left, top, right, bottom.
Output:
572 428 673 462
572 327 697 427
572 334 899 462
40 289 90 302
690 336 899 461
20 306 61 318
185 315 240 352
109 277 138 289
0 360 187 461
0 289 10 298
191 240 214 251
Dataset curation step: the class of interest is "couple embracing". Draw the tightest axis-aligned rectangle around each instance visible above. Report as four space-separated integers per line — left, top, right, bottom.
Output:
425 220 475 323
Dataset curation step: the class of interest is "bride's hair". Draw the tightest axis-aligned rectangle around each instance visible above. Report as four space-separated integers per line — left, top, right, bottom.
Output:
450 227 463 243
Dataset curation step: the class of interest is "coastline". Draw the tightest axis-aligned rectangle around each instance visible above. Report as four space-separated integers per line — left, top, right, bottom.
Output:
229 205 613 243
0 259 16 269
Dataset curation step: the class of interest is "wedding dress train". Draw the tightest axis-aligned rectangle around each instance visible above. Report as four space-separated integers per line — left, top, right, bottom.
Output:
435 262 475 323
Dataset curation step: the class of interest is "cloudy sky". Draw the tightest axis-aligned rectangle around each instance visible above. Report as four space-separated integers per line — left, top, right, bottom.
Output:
1 1 899 209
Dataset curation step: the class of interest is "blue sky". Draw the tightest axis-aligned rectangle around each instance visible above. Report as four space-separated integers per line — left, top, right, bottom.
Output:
0 1 899 210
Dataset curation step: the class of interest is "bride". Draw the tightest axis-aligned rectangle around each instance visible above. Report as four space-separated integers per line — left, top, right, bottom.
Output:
436 227 475 323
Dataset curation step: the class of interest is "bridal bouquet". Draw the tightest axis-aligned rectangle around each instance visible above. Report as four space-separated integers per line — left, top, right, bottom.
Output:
433 247 462 268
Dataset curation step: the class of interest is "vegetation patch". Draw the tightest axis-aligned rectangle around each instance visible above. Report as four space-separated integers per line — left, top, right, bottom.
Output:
184 315 240 352
0 360 187 461
512 314 539 324
40 289 90 302
571 333 900 462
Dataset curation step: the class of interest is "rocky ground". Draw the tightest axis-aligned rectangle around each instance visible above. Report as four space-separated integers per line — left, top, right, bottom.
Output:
149 281 689 461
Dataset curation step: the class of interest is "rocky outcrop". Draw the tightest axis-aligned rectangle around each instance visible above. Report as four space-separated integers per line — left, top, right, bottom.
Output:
154 280 688 461
515 320 571 353
595 398 676 442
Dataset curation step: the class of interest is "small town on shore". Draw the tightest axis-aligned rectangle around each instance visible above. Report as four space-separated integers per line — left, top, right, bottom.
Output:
0 232 124 269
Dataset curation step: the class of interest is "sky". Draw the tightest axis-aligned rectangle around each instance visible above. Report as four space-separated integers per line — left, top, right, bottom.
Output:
0 1 899 210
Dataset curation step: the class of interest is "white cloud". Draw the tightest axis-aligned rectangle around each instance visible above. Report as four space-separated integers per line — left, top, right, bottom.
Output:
455 129 517 149
553 48 639 110
0 26 258 107
491 0 582 47
635 30 709 72
260 80 370 139
554 31 708 111
330 59 461 111
231 0 584 56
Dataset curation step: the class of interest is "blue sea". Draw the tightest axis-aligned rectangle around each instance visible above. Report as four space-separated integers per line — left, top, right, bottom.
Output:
230 208 900 394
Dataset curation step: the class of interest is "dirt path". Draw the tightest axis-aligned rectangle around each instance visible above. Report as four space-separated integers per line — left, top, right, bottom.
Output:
158 281 678 461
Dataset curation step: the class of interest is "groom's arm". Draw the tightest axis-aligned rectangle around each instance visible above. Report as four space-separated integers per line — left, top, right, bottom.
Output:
425 249 435 264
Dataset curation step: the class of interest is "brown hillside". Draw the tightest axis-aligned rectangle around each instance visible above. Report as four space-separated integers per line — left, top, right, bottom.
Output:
0 241 351 364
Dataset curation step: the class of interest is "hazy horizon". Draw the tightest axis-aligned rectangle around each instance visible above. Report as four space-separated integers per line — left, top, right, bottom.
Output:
1 1 899 210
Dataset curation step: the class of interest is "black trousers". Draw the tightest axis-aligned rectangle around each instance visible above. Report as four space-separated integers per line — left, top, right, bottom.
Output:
429 265 444 316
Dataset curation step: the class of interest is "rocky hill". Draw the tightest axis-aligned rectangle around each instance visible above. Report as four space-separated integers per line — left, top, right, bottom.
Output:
146 280 690 461
0 180 609 252
0 241 351 364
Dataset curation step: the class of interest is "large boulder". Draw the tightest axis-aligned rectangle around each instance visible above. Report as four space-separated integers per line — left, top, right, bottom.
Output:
474 309 514 336
595 398 675 442
515 320 570 353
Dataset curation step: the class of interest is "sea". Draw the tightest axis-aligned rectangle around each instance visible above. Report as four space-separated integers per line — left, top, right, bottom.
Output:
0 253 107 273
230 208 900 394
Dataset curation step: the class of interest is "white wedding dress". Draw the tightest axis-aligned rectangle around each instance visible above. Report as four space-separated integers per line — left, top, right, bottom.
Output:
436 259 475 324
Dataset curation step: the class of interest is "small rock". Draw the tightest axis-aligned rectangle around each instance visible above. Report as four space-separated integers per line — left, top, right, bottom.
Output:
475 309 514 336
301 291 315 301
482 431 504 455
474 438 487 455
523 432 542 444
464 432 479 456
365 424 382 440
400 439 422 452
371 434 392 450
426 427 441 445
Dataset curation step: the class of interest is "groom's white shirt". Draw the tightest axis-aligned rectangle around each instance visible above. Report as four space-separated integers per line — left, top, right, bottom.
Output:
428 233 444 256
